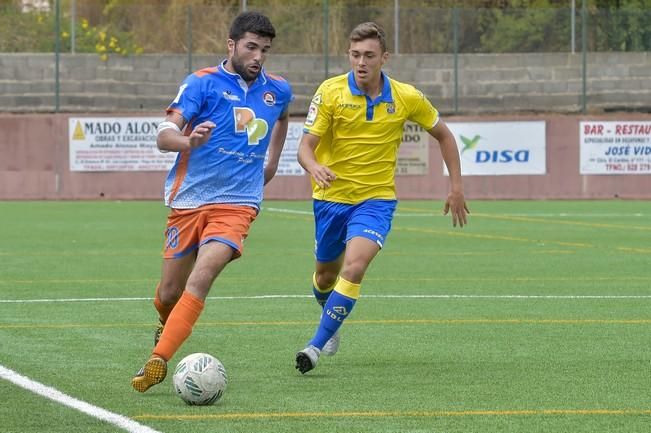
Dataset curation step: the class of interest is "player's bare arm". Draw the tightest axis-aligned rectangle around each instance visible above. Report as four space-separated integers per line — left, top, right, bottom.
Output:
157 111 216 152
264 110 289 185
429 120 470 227
297 132 337 188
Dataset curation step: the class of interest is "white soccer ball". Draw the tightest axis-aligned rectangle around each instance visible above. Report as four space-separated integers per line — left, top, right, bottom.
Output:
172 353 227 405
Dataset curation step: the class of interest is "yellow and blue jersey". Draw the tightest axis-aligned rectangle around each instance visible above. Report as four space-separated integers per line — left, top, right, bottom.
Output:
165 61 293 210
303 71 439 204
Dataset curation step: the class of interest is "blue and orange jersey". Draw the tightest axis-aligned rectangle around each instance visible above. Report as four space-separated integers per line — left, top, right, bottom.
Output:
303 71 439 204
164 60 293 209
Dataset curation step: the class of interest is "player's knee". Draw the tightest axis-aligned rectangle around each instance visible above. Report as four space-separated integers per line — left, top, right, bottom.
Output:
158 283 183 305
315 270 338 290
340 261 368 284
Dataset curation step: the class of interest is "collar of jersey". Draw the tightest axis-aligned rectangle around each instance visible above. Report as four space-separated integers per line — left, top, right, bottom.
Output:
347 71 393 103
218 60 268 89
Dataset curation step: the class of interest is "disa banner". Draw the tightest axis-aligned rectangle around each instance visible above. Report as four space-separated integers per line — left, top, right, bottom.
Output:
445 121 546 176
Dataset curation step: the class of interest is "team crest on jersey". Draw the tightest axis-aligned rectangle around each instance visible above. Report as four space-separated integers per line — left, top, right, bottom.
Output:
233 107 269 145
386 103 396 114
263 91 276 106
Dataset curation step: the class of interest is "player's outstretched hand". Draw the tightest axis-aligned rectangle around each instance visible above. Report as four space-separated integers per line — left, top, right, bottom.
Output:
188 121 216 148
443 191 469 228
309 164 337 189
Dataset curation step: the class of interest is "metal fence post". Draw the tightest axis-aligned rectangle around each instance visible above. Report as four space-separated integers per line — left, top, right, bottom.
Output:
323 0 329 80
71 0 76 54
581 0 587 113
394 0 399 54
187 6 193 76
453 7 459 114
55 0 60 112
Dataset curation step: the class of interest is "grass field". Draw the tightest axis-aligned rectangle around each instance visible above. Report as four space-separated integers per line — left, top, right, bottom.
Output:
0 199 650 433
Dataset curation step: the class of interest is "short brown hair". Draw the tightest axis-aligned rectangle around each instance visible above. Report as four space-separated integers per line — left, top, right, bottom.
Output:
349 22 387 53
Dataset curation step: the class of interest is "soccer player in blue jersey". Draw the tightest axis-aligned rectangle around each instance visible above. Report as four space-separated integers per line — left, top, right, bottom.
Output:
131 11 293 392
295 22 469 374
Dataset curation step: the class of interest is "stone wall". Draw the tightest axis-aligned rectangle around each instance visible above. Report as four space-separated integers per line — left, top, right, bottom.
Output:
1 52 650 115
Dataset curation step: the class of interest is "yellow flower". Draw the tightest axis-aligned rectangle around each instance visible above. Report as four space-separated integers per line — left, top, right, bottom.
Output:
95 44 107 53
99 54 108 62
81 18 88 30
99 31 106 42
61 31 69 39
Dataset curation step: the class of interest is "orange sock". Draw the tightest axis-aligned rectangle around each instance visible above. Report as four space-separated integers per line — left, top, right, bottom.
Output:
153 283 176 325
153 291 204 361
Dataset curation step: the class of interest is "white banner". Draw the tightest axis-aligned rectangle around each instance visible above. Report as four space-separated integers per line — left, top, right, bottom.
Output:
272 122 306 176
274 121 430 176
69 117 175 171
397 122 429 175
445 121 546 176
580 121 651 175
70 118 308 175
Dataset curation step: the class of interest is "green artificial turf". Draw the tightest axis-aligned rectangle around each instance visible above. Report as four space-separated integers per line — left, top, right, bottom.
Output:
0 200 649 433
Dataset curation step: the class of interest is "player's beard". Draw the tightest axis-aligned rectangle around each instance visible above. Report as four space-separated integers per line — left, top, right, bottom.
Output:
230 49 260 83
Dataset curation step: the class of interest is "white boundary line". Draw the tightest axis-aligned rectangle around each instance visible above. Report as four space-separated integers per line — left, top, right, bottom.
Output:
263 207 648 218
1 294 651 304
0 364 162 433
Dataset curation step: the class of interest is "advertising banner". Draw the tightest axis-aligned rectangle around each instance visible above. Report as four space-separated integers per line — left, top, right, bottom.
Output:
279 121 430 177
396 122 429 175
580 121 651 174
273 122 306 176
69 117 173 171
69 118 433 175
445 121 547 176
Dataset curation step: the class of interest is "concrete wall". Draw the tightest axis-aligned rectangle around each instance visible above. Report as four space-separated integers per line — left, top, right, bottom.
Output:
1 52 650 115
1 113 650 201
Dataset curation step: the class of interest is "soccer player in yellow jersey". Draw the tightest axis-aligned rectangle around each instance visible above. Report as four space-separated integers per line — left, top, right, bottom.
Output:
295 22 469 374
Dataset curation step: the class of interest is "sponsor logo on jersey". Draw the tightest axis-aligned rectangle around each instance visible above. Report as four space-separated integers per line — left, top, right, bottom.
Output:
233 107 269 145
338 103 362 110
223 90 241 101
305 103 318 126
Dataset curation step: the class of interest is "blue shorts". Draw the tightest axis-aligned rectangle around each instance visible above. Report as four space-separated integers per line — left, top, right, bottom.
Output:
313 199 397 263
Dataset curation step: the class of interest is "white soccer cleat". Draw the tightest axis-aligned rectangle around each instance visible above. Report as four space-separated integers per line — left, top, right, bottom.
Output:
295 345 320 374
321 331 340 356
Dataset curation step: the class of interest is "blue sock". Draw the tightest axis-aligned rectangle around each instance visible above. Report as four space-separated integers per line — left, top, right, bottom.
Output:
312 273 335 308
312 286 332 308
308 278 360 350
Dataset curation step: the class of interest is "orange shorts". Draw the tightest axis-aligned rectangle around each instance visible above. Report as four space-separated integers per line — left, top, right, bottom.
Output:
163 204 257 260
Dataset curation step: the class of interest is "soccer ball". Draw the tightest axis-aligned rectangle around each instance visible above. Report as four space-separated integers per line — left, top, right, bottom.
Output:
172 353 228 405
